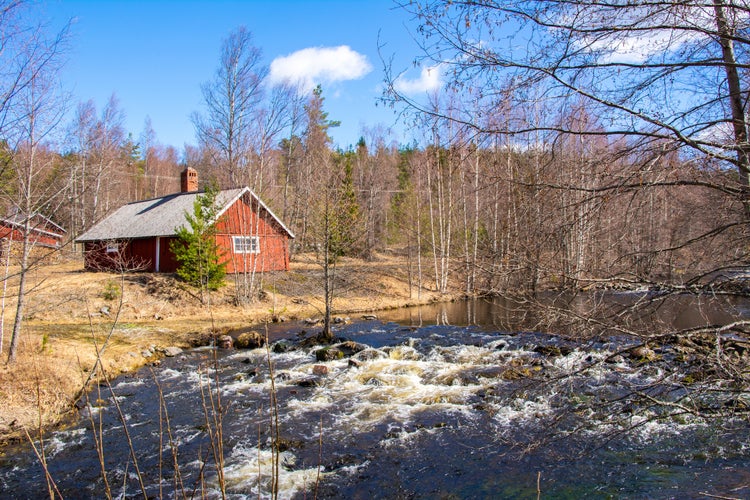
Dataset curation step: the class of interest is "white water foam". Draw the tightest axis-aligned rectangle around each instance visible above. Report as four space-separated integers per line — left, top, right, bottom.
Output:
217 442 333 498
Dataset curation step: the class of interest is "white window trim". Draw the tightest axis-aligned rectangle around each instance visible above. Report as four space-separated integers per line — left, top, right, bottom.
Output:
106 241 119 253
232 235 260 254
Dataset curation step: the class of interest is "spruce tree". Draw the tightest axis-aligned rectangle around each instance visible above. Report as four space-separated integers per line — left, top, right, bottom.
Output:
171 185 226 296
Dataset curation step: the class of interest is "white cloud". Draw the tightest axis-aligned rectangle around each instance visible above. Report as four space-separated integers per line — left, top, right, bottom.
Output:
393 64 444 95
587 30 689 64
572 4 717 64
695 121 736 148
269 46 372 93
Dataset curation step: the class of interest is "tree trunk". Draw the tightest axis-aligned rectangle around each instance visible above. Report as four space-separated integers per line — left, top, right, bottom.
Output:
7 225 30 364
321 201 334 342
713 0 750 215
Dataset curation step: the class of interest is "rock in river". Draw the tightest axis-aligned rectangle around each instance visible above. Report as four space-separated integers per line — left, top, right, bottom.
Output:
234 330 265 349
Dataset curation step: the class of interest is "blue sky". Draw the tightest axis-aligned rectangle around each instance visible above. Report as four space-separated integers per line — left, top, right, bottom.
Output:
44 0 437 151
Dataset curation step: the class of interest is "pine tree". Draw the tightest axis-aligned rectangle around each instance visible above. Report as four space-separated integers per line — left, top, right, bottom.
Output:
171 185 226 297
329 151 362 257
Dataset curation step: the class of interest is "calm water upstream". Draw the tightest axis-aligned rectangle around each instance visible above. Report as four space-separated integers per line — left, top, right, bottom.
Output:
2 293 750 499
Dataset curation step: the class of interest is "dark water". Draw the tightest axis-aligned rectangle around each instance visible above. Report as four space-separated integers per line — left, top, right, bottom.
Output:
1 294 750 499
377 291 750 334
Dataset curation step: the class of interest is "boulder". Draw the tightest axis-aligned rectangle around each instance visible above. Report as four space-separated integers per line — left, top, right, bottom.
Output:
337 340 368 356
272 341 294 353
605 354 626 364
297 378 323 388
234 331 265 349
628 345 657 361
189 331 214 347
163 347 183 357
217 335 233 349
315 347 344 361
533 345 562 357
312 365 329 376
352 348 388 362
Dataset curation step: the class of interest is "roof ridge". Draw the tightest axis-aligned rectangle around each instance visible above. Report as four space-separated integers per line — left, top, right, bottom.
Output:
124 187 246 205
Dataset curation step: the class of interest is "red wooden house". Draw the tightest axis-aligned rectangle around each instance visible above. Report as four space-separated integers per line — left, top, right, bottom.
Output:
0 211 66 252
75 168 294 273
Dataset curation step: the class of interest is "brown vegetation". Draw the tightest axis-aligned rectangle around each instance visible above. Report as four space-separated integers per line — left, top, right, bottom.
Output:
0 252 449 444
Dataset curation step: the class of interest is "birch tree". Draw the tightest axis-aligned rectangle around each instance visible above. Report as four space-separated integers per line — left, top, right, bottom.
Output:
64 96 127 235
192 26 265 187
1 4 69 363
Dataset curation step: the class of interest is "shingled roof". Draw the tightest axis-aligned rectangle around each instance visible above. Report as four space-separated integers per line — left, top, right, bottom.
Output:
1 210 66 238
75 187 294 242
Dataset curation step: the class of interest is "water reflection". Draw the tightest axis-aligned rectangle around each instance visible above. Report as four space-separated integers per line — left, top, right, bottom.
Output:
378 292 750 336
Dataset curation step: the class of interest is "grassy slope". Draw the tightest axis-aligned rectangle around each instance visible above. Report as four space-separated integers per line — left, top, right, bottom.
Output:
0 252 449 444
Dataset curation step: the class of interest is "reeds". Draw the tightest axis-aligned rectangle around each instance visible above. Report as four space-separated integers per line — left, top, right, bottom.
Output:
18 276 307 499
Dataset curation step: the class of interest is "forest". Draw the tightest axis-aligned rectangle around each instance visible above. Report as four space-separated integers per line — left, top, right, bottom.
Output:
4 3 747 281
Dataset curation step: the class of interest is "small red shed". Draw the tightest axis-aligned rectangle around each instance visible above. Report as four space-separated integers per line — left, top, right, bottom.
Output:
0 211 66 250
75 168 294 273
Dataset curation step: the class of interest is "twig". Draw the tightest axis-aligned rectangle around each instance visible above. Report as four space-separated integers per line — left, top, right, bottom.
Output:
22 427 63 500
101 371 149 498
76 352 112 499
265 324 281 500
699 493 743 500
197 352 226 498
315 414 323 500
75 273 126 403
537 471 541 500
150 367 185 498
25 360 63 500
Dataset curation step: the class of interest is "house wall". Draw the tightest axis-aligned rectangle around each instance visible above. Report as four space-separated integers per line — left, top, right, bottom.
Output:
216 196 290 272
82 241 117 270
159 236 179 272
83 237 182 272
83 239 154 271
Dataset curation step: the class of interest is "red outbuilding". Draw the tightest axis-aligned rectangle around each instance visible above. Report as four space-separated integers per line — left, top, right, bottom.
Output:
0 211 66 251
75 168 294 273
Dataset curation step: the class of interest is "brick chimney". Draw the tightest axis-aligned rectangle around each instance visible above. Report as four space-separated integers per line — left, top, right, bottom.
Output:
180 167 198 193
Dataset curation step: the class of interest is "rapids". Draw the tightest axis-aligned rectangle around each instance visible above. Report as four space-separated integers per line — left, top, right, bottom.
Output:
1 295 749 498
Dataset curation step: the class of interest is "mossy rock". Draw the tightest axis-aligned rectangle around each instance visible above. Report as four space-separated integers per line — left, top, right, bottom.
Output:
336 340 367 356
235 331 265 349
315 347 345 361
533 345 562 357
628 346 657 362
272 341 294 353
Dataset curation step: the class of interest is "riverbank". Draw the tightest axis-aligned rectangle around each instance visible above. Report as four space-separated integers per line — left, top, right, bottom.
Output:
0 252 453 445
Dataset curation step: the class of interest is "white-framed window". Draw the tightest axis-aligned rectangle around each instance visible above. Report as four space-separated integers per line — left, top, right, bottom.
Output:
106 241 119 253
232 236 259 254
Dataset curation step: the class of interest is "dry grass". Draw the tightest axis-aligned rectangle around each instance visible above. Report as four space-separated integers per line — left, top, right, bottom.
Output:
0 252 449 443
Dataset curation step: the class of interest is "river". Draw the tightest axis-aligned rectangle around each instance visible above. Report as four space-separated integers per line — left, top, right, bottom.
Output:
1 293 749 498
